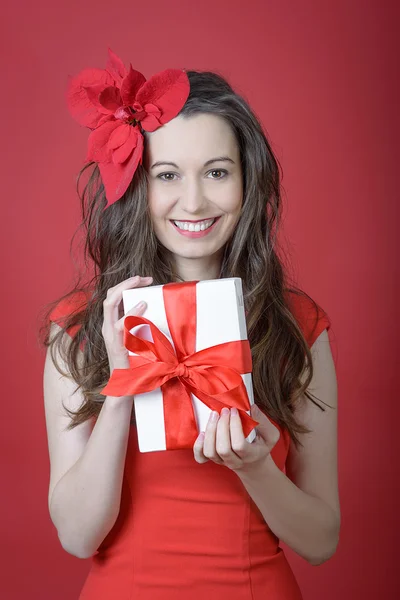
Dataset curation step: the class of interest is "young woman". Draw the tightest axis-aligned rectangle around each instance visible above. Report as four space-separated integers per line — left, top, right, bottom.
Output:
42 50 339 600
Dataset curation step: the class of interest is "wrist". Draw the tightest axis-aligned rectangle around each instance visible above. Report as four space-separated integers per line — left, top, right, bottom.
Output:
235 453 280 484
109 360 130 372
105 394 134 409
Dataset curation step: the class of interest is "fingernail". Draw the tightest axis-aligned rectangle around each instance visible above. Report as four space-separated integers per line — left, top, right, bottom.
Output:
231 407 238 416
221 407 230 417
209 411 219 422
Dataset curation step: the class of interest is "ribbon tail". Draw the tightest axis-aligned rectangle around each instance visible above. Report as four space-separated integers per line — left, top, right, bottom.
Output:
183 380 259 438
163 379 199 449
240 410 259 438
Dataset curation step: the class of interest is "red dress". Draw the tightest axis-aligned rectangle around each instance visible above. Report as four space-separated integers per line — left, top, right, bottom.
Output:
49 290 331 600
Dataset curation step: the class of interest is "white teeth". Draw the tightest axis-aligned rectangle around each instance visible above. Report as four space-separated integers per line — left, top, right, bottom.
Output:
173 218 216 232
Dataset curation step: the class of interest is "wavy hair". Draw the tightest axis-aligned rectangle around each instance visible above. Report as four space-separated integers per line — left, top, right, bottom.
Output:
39 69 332 448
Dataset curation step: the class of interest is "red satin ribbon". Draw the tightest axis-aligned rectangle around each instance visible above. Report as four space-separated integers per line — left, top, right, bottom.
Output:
101 281 259 449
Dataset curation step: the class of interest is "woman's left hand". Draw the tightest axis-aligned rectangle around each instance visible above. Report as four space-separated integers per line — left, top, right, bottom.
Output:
193 404 281 473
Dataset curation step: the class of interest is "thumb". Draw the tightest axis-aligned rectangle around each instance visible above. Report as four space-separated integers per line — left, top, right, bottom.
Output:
250 404 281 446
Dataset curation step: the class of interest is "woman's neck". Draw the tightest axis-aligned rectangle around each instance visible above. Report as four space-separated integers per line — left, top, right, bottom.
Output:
172 252 223 282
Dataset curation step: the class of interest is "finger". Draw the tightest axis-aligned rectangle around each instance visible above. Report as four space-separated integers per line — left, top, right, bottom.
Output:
116 276 153 318
103 276 140 324
215 408 243 469
106 275 150 303
250 404 281 450
193 432 209 464
203 411 224 463
229 407 249 458
106 275 153 305
115 301 147 332
215 407 236 461
103 276 153 326
125 298 149 316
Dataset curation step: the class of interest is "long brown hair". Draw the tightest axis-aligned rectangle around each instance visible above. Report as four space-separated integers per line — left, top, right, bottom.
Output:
39 69 332 448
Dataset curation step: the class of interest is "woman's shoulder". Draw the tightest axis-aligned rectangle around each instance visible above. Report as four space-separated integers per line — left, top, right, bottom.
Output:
49 289 92 338
284 288 331 348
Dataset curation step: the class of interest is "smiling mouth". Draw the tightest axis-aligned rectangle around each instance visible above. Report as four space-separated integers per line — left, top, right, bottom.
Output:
171 217 220 232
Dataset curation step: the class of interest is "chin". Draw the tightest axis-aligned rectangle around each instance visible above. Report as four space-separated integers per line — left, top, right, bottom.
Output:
168 236 226 255
172 248 219 260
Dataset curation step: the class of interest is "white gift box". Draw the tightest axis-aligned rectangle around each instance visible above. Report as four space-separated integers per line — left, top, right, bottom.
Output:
122 277 256 452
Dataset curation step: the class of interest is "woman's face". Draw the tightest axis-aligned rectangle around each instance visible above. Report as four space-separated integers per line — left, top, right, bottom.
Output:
143 113 243 264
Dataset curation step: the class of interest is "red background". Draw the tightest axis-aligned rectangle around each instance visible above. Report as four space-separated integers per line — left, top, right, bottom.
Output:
2 1 398 598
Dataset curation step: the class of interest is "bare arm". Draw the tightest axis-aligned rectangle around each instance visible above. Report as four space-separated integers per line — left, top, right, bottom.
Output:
44 275 153 559
193 327 340 566
237 328 340 565
44 326 134 559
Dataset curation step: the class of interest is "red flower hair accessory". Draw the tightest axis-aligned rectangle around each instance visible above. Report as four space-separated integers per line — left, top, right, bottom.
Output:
67 48 190 208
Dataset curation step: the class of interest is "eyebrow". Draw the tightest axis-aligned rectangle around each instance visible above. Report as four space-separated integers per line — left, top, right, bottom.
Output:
150 156 236 170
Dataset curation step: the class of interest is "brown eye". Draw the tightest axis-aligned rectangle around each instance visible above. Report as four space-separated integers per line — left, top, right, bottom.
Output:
158 172 177 181
209 169 228 179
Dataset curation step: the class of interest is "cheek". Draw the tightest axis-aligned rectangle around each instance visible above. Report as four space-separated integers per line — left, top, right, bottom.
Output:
217 179 243 213
148 192 174 221
219 192 242 217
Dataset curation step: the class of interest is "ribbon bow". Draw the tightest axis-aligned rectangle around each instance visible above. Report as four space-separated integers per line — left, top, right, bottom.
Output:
67 47 190 207
101 282 259 449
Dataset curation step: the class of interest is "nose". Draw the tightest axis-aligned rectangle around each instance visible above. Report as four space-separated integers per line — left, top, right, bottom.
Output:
178 178 208 215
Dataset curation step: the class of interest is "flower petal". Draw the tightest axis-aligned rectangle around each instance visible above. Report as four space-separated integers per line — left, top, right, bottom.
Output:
120 64 147 106
140 111 162 131
67 68 115 128
86 120 121 162
144 103 162 118
105 47 128 87
111 126 140 164
138 103 162 129
108 123 131 150
83 83 114 115
135 69 190 132
98 86 123 111
99 133 144 207
97 114 115 127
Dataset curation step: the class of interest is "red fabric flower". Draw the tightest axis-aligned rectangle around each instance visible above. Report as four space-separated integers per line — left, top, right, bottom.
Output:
67 48 190 207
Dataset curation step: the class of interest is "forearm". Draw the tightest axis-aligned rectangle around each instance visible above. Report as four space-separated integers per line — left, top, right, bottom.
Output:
49 395 134 559
237 456 340 565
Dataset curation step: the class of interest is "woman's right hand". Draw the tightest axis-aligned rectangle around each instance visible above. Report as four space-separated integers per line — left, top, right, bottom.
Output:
102 275 153 373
